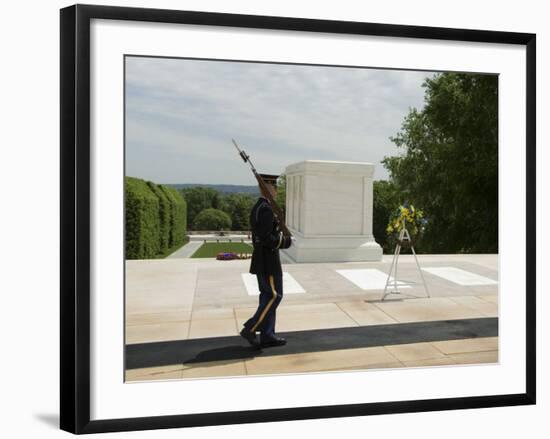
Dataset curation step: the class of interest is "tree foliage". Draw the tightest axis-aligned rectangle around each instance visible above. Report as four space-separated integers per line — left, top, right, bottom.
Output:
275 174 287 218
180 180 285 233
372 180 401 253
180 187 222 230
193 208 232 231
382 72 498 253
220 193 256 231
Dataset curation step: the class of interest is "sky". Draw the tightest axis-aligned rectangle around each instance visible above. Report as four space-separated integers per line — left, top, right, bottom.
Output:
125 56 434 185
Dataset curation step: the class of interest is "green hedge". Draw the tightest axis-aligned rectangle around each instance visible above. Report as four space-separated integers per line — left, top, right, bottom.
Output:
147 181 171 254
125 177 188 259
125 177 161 259
161 185 187 248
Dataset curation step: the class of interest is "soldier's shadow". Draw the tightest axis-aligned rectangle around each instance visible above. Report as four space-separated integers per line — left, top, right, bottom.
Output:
184 345 263 366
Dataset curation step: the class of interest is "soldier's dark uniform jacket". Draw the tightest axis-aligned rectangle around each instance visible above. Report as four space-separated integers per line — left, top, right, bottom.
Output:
249 197 292 275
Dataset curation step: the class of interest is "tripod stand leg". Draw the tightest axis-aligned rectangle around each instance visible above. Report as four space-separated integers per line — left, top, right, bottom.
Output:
410 244 430 298
394 244 401 293
382 225 405 301
382 243 400 301
393 226 406 294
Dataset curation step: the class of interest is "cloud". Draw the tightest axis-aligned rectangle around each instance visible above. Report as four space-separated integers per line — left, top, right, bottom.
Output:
125 56 432 183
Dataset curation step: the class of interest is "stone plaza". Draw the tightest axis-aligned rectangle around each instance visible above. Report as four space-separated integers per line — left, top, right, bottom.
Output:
125 254 498 382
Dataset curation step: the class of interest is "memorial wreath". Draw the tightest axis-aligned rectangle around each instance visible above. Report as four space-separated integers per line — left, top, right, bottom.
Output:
386 203 428 248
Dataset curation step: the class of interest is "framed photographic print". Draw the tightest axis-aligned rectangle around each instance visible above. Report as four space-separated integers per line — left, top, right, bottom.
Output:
60 4 536 434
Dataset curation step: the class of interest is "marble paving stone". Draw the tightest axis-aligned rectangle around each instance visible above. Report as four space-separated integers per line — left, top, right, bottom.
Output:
126 300 194 316
447 296 498 317
125 260 198 315
478 295 499 304
244 346 398 375
277 302 342 317
464 286 501 295
336 269 412 290
336 300 398 325
275 310 358 332
194 269 249 301
401 357 457 367
241 272 306 296
180 360 247 378
191 308 235 321
447 350 499 364
328 362 404 371
125 364 185 381
373 297 486 323
193 295 258 310
234 303 345 328
125 322 190 344
432 337 499 355
234 307 258 320
384 342 446 362
422 267 498 286
188 318 238 339
126 310 191 326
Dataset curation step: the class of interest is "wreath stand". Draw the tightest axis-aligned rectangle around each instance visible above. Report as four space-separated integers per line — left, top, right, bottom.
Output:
381 220 430 301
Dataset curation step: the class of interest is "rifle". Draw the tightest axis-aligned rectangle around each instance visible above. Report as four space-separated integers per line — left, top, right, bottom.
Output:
232 139 292 238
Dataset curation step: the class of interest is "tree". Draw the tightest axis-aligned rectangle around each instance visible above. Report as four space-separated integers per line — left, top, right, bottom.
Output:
382 72 498 253
180 187 222 230
220 193 256 231
193 208 232 231
372 180 400 253
275 174 287 217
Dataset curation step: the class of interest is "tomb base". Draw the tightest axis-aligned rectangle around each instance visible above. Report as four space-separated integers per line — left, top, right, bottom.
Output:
281 233 382 263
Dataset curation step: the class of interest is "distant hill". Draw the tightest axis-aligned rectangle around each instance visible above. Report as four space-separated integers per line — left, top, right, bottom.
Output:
167 183 259 196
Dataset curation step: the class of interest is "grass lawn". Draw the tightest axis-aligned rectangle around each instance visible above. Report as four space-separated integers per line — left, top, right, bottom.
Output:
191 242 253 258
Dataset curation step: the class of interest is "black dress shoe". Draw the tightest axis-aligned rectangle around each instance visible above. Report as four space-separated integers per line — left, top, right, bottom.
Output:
240 328 259 347
260 336 287 348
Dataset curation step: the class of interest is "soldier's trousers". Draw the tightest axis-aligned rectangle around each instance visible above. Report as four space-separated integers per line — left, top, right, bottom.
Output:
243 272 283 338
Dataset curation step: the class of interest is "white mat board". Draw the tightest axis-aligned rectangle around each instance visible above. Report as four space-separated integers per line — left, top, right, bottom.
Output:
336 269 412 290
241 272 306 295
422 267 498 286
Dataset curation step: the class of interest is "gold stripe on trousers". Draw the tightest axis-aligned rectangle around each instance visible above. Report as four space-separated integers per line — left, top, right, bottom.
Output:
250 275 277 332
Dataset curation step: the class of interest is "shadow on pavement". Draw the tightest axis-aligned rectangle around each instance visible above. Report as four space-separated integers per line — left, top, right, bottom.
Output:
126 317 498 370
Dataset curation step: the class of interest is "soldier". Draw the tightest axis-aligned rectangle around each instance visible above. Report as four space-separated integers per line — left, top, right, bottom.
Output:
240 173 292 348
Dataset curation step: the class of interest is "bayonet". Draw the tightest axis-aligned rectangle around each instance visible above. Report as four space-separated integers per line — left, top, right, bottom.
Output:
232 139 292 238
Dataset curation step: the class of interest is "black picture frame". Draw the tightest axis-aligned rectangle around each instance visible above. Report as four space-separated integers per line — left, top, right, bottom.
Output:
60 3 536 434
